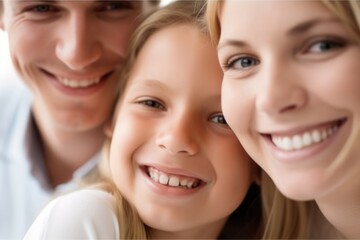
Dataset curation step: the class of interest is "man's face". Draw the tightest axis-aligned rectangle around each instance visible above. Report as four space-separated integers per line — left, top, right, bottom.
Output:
0 0 153 132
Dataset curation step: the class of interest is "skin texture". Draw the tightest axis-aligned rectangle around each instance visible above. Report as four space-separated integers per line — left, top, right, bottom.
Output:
0 1 153 186
217 0 360 238
109 24 257 239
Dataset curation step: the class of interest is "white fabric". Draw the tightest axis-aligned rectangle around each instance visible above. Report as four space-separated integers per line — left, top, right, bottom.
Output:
0 83 100 240
23 189 119 240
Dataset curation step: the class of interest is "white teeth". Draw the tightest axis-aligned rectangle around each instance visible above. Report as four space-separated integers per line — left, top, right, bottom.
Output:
272 124 339 152
159 174 168 185
168 176 180 187
148 167 200 189
58 77 101 88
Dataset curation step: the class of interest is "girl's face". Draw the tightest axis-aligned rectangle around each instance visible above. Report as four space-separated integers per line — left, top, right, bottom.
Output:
109 24 257 237
217 0 360 201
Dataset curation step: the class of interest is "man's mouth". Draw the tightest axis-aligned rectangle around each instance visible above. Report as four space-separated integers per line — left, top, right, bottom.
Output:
268 118 346 152
42 69 113 89
57 76 101 88
146 166 203 189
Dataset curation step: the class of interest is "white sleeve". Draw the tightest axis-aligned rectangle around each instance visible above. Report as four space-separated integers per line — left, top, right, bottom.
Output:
23 189 120 240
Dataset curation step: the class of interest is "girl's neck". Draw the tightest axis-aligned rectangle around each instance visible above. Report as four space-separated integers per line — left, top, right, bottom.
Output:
148 217 227 239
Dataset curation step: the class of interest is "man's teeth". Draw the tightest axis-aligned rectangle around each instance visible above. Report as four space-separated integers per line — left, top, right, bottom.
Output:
148 167 200 189
58 77 101 88
272 124 339 151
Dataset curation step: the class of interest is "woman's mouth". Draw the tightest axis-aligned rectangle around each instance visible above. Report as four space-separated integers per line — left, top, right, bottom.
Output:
268 118 347 152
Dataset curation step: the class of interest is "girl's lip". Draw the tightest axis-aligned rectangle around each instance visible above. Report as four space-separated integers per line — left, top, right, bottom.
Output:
261 117 349 163
140 163 207 182
139 166 206 197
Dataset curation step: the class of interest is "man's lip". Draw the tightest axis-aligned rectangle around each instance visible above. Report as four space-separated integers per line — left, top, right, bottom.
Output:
40 68 114 82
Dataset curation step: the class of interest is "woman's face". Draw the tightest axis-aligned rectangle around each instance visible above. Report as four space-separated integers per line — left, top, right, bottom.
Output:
217 0 360 201
109 24 257 237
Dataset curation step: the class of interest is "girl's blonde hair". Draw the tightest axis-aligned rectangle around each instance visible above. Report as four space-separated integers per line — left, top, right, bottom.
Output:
98 1 213 239
206 0 360 238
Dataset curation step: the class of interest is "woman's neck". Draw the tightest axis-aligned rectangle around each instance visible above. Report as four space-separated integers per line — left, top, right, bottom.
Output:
316 174 360 238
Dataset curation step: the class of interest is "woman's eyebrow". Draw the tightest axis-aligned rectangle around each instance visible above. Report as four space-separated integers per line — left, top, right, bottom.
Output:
286 17 340 36
218 39 247 51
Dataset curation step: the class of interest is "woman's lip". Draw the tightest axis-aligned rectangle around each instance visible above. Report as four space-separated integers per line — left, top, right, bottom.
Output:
261 117 348 163
260 117 347 137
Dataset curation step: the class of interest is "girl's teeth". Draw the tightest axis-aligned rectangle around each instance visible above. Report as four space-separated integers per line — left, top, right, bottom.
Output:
148 167 200 189
272 124 339 152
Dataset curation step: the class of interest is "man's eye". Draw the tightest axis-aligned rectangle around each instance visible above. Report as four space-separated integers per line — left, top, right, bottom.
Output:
29 5 54 13
210 114 228 125
101 1 133 11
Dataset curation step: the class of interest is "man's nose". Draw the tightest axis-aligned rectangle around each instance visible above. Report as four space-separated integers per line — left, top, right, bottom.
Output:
55 12 102 71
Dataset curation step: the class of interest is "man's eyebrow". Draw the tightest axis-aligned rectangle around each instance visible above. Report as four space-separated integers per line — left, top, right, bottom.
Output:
286 17 340 36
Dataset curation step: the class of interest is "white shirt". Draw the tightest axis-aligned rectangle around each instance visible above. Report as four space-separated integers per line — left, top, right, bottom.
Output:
0 83 100 240
24 189 119 239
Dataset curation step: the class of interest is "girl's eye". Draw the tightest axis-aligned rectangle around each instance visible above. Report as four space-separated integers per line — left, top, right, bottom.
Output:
210 114 228 125
306 39 345 53
138 99 165 110
224 56 259 71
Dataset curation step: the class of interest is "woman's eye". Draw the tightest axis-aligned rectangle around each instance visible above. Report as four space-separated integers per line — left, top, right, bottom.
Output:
210 114 228 125
138 100 164 110
225 56 259 71
307 39 344 53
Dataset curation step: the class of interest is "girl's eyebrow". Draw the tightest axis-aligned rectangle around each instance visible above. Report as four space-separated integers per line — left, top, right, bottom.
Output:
132 79 172 93
286 17 341 37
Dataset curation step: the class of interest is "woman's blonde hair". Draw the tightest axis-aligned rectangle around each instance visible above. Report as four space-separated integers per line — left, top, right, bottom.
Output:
206 0 360 238
97 1 212 239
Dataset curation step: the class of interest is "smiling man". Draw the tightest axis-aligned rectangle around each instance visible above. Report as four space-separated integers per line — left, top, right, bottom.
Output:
0 1 158 239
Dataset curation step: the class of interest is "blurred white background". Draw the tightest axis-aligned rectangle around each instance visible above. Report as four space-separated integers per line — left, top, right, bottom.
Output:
0 0 175 87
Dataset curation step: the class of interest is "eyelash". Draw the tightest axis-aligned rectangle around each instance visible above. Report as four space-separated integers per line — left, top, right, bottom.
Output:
136 99 228 126
223 55 259 71
222 38 345 71
23 1 133 14
209 114 228 125
25 4 58 13
303 38 345 54
137 99 165 110
96 1 134 11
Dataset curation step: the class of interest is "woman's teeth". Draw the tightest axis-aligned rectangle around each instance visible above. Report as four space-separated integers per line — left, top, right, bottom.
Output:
271 124 339 151
148 167 200 189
